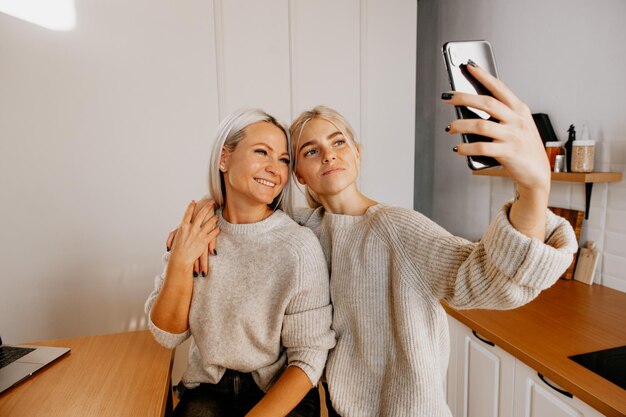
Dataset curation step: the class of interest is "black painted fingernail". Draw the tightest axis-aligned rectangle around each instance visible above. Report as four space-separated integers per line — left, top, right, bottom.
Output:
467 59 477 68
441 92 454 100
201 272 206 277
166 246 170 252
453 146 458 153
445 125 451 132
193 271 198 278
213 250 217 256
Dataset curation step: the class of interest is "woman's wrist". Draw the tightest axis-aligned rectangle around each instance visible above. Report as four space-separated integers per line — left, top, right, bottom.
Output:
167 253 194 274
509 179 550 240
509 187 548 240
164 257 195 286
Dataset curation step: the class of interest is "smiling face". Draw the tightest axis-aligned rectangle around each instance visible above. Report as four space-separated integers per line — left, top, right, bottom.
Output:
294 117 360 199
220 121 290 208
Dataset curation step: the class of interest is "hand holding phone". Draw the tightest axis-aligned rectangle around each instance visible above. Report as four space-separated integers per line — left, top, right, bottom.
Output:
440 42 551 197
442 40 500 170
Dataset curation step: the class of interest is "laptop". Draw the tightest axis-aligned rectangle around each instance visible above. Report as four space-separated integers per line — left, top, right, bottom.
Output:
0 335 70 395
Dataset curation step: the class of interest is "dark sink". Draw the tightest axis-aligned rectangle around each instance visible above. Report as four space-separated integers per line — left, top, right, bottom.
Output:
569 345 626 390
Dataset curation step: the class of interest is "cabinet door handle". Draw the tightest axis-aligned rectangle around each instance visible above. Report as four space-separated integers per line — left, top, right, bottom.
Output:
472 330 495 347
538 373 573 398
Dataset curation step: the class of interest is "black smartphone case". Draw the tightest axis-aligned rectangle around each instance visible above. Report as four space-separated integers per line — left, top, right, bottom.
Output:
442 40 501 170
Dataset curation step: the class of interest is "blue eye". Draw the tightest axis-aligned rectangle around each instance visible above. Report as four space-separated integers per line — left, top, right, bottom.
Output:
303 149 318 157
334 139 345 146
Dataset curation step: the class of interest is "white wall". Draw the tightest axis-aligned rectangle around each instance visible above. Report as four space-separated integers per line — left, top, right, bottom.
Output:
424 0 626 292
0 0 416 379
0 0 220 343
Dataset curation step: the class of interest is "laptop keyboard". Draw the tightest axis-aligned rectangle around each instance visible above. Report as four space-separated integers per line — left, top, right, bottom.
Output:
0 346 35 369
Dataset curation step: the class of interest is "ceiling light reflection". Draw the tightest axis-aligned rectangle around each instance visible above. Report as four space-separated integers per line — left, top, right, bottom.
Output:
0 0 76 31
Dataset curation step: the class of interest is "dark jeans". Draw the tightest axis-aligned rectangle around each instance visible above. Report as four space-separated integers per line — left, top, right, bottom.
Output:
173 370 320 417
322 383 341 417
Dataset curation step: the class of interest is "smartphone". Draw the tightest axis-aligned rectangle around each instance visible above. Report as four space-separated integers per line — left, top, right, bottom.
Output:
442 40 500 170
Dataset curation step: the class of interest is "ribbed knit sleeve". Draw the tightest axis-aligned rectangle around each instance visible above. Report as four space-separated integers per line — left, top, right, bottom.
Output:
280 229 336 386
384 202 577 310
144 253 191 349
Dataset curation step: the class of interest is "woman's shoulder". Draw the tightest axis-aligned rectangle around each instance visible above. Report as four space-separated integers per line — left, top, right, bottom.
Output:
369 204 431 226
291 206 322 227
273 210 322 245
272 213 326 268
367 204 450 239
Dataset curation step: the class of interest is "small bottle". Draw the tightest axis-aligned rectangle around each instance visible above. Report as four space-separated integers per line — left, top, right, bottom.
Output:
545 141 562 171
564 124 576 172
554 151 566 173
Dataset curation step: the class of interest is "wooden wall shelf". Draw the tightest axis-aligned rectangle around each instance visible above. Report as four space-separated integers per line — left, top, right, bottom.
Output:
472 168 623 219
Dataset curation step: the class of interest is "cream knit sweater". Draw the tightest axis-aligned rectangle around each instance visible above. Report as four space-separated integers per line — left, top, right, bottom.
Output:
293 202 577 417
145 210 336 391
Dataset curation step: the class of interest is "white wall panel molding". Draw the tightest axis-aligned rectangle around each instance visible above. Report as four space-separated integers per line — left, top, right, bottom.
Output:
287 0 297 122
213 0 226 120
358 0 367 190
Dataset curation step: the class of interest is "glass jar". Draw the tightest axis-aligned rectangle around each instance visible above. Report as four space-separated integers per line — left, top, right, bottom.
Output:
571 140 595 173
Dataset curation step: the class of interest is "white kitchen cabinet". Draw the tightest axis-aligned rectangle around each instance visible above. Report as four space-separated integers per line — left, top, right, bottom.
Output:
513 361 604 417
446 316 605 417
454 319 516 417
446 315 458 412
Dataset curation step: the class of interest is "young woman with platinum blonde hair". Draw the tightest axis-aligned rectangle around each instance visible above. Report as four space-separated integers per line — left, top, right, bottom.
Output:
287 63 577 417
147 108 335 417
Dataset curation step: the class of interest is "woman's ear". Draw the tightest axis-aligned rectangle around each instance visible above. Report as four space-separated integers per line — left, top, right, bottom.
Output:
354 143 361 159
220 148 230 172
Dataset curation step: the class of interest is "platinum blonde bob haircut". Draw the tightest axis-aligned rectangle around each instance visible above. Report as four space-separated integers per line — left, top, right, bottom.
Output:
289 105 360 208
208 108 293 215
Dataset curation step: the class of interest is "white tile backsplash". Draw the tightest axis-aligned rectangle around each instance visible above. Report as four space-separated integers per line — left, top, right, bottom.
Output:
603 253 626 290
584 203 606 230
605 209 626 234
602 274 626 293
547 182 571 208
569 184 586 212
608 186 626 210
604 231 626 258
491 177 515 195
487 139 626 293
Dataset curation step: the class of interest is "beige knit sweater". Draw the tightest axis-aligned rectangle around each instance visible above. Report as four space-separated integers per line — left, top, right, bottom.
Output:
145 210 336 392
293 202 577 417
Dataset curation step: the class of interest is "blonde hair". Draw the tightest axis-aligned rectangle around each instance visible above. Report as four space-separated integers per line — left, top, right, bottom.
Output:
289 105 360 208
208 108 292 216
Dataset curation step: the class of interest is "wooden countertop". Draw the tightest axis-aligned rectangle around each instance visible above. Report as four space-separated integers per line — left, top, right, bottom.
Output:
0 330 173 417
443 279 626 417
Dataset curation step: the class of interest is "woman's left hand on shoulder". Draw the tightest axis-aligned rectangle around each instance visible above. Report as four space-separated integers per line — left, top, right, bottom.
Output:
442 63 550 197
167 199 218 277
